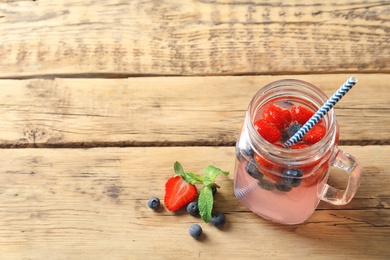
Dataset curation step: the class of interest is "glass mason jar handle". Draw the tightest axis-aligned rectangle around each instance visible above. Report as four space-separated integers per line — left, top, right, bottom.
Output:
320 149 362 205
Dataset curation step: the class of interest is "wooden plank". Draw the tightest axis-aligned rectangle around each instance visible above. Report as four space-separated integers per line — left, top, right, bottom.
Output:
0 146 388 259
0 74 388 147
0 0 389 78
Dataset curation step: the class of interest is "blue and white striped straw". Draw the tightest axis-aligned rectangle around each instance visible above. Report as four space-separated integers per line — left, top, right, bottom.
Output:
284 76 358 148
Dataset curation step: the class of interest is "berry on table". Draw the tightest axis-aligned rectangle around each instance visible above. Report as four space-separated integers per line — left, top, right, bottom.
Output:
187 201 199 216
254 119 282 144
148 197 160 210
164 176 197 211
211 185 217 196
211 212 226 228
282 168 303 187
189 224 203 239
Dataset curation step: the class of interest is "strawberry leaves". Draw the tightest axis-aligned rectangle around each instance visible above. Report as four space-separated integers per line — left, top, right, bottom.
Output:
173 161 185 176
172 162 229 223
174 161 203 185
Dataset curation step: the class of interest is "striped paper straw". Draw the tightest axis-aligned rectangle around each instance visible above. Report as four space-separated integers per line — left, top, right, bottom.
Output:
284 76 358 148
234 182 258 199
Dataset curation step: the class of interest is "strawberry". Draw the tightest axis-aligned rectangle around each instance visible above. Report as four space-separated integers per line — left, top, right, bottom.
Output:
291 143 309 149
291 106 314 125
254 119 282 143
301 158 329 187
303 124 326 145
254 152 282 182
273 143 284 148
262 104 291 130
164 176 197 211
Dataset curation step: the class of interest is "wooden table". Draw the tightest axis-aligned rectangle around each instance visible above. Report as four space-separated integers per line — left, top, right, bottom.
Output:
1 1 389 259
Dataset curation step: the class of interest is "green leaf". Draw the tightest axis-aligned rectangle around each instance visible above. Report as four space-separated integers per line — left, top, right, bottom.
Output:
202 175 213 187
204 165 229 184
182 172 203 185
198 186 214 222
173 161 184 176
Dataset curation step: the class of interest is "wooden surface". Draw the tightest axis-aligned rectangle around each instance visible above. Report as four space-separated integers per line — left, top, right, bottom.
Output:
0 0 389 77
1 146 389 259
0 1 389 259
0 74 388 148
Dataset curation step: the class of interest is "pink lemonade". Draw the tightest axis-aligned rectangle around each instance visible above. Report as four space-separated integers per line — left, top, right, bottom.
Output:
234 98 336 224
234 160 329 224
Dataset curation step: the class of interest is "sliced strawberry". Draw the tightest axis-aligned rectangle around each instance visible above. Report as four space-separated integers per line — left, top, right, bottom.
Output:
254 119 282 144
291 143 309 149
291 106 314 125
273 143 284 148
254 152 282 182
303 124 326 145
262 104 291 130
164 176 197 211
301 159 329 187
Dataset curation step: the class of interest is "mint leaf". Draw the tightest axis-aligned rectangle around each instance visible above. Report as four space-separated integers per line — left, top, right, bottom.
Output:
204 165 229 184
173 161 184 176
202 175 213 187
182 172 203 185
198 186 214 222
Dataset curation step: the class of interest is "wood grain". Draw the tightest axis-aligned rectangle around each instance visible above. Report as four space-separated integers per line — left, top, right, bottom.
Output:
0 146 388 259
1 1 388 259
0 74 388 147
0 0 389 78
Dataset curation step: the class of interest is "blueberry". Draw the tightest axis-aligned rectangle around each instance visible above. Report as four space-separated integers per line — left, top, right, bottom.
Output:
147 197 160 210
235 141 245 162
287 123 302 138
189 224 203 239
212 185 217 196
245 159 263 180
282 168 303 187
275 182 293 192
283 100 294 106
235 138 254 162
236 146 254 162
235 147 244 162
242 147 254 157
211 212 226 228
257 179 275 191
281 129 289 142
186 201 199 216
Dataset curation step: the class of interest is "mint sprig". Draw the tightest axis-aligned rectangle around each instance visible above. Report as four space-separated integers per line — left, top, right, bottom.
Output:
173 161 229 223
174 161 203 184
198 186 214 222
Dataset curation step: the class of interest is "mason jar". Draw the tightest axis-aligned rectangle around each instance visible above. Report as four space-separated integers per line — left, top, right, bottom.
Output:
234 79 361 224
